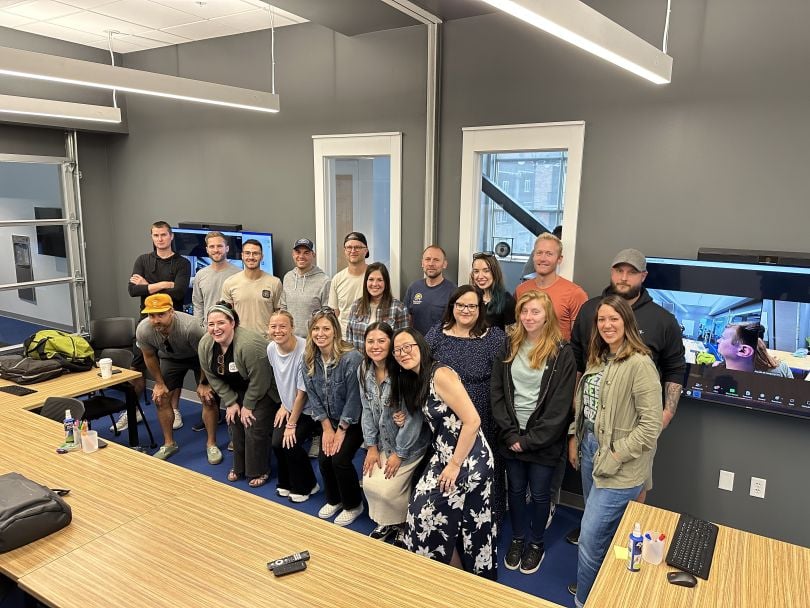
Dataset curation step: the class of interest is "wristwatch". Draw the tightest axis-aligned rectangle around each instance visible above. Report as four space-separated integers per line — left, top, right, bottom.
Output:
338 422 350 432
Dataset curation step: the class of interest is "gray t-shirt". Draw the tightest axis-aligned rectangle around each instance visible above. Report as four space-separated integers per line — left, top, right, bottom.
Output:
512 341 545 429
191 263 241 327
581 370 604 434
403 278 456 336
136 311 205 360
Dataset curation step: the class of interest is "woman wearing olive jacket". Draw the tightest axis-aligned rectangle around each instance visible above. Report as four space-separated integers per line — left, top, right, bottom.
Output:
491 290 577 575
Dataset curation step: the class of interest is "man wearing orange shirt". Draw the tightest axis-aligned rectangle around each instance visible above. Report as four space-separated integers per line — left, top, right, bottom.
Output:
515 232 588 341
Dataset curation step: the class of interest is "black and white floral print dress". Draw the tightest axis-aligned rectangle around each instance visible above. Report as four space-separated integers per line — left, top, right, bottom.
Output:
404 365 498 580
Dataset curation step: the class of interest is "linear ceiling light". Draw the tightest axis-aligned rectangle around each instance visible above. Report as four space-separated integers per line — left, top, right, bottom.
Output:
479 0 673 84
0 46 279 113
0 93 122 123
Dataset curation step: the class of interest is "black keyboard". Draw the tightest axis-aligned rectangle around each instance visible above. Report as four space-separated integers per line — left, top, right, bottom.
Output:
665 513 718 579
0 385 37 396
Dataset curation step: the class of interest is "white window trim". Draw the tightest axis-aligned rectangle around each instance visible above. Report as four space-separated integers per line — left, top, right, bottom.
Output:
312 132 403 295
457 122 585 285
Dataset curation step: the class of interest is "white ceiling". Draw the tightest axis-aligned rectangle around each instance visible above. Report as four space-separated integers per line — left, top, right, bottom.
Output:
0 0 307 53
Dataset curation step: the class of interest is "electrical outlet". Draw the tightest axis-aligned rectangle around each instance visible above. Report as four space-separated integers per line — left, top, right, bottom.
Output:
718 470 734 492
750 476 767 499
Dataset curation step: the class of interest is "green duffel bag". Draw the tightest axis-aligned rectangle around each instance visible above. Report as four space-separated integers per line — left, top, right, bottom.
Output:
23 329 95 372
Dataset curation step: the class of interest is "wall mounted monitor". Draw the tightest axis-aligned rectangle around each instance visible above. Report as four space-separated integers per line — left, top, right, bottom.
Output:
171 227 242 278
645 257 810 420
241 230 274 276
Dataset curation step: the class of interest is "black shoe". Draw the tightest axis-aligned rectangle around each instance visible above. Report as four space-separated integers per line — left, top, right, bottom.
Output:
391 528 408 549
191 420 206 432
504 538 524 570
565 526 580 546
519 542 545 574
567 583 577 596
369 525 397 541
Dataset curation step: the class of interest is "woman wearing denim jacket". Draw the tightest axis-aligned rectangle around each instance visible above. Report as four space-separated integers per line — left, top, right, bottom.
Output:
569 295 662 608
302 307 364 527
359 322 430 544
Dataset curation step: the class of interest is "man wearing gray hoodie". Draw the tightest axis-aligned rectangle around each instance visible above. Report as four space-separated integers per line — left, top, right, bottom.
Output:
280 238 331 338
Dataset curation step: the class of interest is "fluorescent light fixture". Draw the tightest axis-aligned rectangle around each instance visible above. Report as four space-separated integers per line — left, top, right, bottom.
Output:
0 94 121 123
480 0 673 84
0 46 279 113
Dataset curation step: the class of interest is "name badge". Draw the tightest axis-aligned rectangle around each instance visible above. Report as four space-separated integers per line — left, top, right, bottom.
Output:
228 362 239 373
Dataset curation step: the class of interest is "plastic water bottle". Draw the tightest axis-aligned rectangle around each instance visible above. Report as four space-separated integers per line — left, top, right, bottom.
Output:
628 522 643 572
63 409 75 444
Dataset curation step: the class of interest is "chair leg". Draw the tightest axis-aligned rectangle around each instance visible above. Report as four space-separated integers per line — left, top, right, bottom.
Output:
110 413 121 437
138 404 157 449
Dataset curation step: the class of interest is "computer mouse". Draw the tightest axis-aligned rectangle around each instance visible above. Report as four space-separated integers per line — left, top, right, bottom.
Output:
667 571 698 588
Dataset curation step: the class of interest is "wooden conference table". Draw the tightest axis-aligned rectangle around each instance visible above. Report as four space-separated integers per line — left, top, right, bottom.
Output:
0 365 144 447
587 501 810 607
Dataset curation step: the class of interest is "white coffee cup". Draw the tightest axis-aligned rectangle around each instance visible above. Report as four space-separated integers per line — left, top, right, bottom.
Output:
99 358 113 379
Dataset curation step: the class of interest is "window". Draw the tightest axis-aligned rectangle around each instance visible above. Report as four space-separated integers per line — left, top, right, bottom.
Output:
524 178 532 193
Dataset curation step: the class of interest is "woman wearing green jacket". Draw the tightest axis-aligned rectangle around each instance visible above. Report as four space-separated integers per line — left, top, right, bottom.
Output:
570 294 662 608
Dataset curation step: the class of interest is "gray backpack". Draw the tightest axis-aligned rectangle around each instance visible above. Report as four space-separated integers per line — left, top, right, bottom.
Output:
0 355 65 384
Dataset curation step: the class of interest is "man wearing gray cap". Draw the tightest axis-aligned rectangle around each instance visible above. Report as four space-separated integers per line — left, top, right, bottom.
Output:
563 248 686 573
280 238 331 338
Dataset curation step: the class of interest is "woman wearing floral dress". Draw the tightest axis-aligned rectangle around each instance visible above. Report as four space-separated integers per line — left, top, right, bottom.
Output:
392 327 497 580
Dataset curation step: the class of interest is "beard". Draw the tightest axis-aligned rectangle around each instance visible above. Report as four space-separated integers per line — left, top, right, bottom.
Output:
608 281 641 301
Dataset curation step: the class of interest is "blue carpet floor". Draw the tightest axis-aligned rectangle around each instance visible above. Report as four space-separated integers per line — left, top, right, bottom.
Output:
2 395 582 608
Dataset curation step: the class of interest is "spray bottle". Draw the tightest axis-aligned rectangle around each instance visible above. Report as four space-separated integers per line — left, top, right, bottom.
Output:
628 522 643 572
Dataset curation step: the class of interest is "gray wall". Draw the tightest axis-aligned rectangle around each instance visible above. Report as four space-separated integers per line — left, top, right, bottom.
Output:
438 1 810 547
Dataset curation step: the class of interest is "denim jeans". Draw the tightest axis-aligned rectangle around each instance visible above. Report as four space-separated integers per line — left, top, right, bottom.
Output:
504 458 555 545
575 431 642 608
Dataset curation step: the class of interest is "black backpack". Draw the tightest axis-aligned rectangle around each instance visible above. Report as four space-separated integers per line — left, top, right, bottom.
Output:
0 355 65 384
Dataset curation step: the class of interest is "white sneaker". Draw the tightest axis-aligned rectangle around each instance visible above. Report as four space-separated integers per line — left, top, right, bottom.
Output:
289 483 320 503
110 409 143 432
172 408 183 430
318 502 342 519
546 502 556 529
334 504 364 527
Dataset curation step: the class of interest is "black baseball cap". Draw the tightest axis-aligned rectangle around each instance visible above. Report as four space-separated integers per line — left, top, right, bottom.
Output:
293 238 315 252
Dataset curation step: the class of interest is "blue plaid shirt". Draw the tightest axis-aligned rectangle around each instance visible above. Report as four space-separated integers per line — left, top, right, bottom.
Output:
345 298 410 352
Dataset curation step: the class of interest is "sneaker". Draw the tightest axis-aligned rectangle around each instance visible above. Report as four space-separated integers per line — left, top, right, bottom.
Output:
110 409 143 432
153 444 179 461
192 420 206 432
567 583 577 596
172 408 183 430
227 440 234 452
504 538 525 570
546 502 556 529
308 436 321 458
207 445 223 465
276 488 291 498
519 542 545 574
318 502 343 519
334 504 364 526
369 525 398 541
289 483 320 504
565 526 580 546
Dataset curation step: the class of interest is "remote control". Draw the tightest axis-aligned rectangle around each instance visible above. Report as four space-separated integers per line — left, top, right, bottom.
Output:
272 560 307 577
267 551 310 571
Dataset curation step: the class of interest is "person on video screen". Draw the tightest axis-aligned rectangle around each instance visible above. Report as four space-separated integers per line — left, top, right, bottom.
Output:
716 322 793 377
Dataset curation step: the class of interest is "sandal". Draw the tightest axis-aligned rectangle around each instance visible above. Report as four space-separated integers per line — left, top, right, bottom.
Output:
227 469 242 482
248 473 269 488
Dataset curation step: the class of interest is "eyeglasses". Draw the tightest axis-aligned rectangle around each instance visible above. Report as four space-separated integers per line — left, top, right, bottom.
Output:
344 245 367 252
311 306 337 318
393 343 418 356
162 340 174 354
454 302 479 312
217 353 225 375
472 251 495 260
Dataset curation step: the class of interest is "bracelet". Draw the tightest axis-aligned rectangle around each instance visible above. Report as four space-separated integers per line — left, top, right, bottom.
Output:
450 456 462 467
285 423 297 429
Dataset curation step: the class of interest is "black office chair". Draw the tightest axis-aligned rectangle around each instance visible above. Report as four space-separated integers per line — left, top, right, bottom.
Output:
39 396 85 422
82 348 157 449
89 316 151 406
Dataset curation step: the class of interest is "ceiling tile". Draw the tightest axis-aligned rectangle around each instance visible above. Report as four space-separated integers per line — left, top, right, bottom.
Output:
0 0 29 8
149 0 254 20
59 0 117 7
15 20 107 44
84 36 148 52
93 0 200 29
5 0 82 20
162 17 240 40
51 8 151 35
0 8 35 25
122 28 190 45
212 7 292 32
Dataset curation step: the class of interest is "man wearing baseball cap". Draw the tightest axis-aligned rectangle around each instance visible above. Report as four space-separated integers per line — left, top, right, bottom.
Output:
328 231 369 335
135 293 221 463
280 238 331 338
563 248 686 574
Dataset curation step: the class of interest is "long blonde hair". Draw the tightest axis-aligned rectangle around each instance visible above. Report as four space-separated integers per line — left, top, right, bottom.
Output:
586 295 650 367
505 290 561 368
304 309 355 376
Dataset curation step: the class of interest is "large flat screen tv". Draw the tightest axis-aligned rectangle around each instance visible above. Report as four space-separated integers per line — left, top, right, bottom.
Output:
645 257 810 420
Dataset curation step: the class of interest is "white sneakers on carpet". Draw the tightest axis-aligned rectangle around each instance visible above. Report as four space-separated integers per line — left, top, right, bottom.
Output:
110 409 143 432
172 408 183 430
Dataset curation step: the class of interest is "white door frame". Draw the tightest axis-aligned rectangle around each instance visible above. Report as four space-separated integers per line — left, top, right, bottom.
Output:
313 132 403 295
457 122 585 285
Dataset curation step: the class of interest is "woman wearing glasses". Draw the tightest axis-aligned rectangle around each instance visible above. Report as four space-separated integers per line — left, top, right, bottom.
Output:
198 302 277 488
491 291 577 575
266 310 319 503
345 262 409 353
392 328 497 579
360 322 430 543
471 252 516 330
425 285 507 523
302 307 365 526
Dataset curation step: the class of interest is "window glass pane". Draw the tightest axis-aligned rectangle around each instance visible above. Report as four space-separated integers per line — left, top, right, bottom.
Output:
0 283 76 348
478 151 568 259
